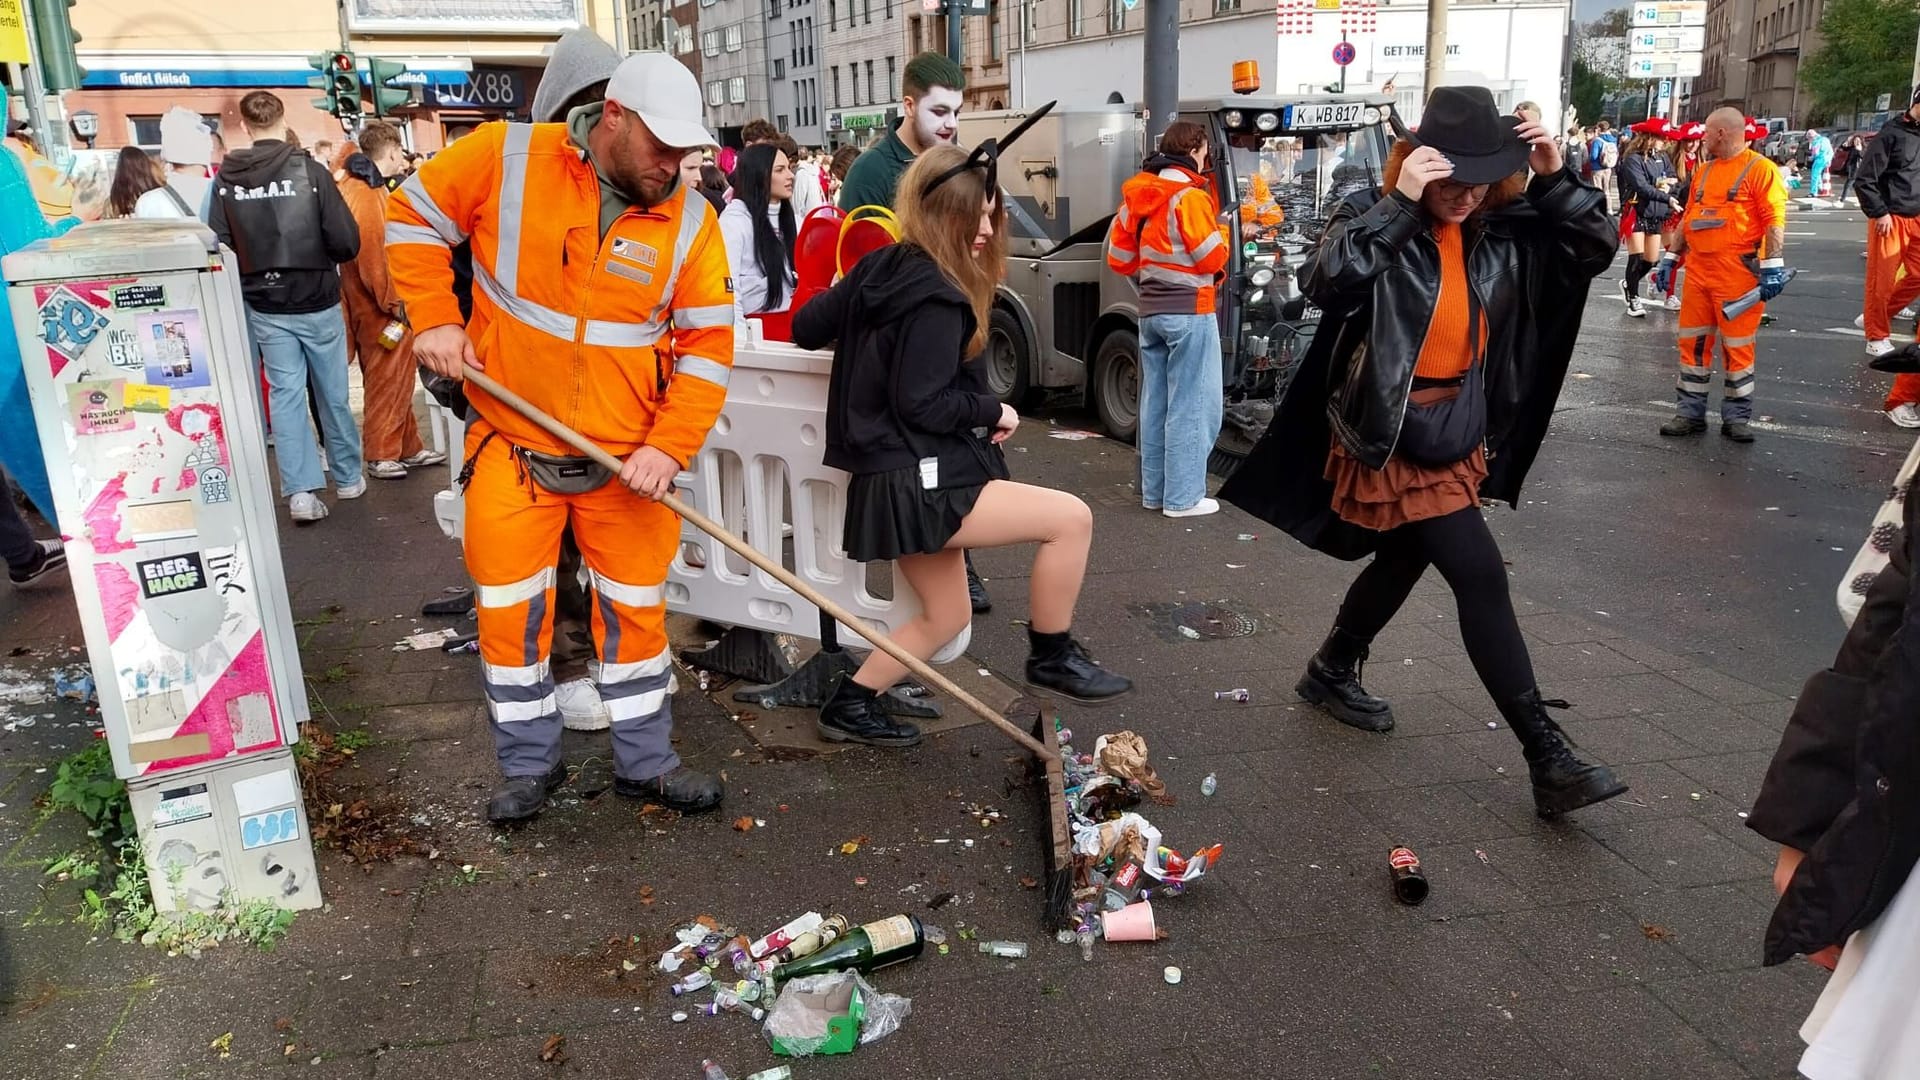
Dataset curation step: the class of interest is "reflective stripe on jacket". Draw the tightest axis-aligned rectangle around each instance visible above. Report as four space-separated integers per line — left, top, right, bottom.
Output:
1104 165 1230 316
1678 149 1787 260
386 121 735 464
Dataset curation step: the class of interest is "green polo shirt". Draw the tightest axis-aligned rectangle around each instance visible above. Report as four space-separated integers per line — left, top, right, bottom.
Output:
837 121 916 212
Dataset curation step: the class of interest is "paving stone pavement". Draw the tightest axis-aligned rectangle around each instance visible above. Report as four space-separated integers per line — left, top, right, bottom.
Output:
0 424 1833 1080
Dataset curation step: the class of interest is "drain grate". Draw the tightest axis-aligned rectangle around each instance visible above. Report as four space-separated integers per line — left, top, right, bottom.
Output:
1128 600 1268 643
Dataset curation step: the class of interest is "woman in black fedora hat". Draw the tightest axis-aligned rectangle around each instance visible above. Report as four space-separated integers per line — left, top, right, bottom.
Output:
1222 86 1627 819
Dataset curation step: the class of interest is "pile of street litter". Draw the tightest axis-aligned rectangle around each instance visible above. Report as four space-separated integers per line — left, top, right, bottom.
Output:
1058 722 1224 955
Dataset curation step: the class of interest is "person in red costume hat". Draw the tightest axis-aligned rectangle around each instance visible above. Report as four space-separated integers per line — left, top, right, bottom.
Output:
1618 118 1679 316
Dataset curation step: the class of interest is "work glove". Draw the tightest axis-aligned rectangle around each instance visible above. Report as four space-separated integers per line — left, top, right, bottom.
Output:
1757 258 1791 301
1652 253 1679 294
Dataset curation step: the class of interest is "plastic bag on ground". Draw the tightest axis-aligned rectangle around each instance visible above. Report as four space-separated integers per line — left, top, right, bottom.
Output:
762 972 909 1056
855 973 911 1046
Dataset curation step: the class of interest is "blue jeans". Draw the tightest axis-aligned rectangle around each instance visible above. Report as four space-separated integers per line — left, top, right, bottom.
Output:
247 306 363 496
1138 312 1223 512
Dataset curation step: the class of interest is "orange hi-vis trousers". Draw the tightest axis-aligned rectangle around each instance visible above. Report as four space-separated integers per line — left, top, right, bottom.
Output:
1865 215 1920 408
463 420 681 781
1675 253 1763 423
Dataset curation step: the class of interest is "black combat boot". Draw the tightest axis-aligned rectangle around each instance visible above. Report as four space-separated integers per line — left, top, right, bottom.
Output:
817 677 924 747
1659 415 1707 437
1025 630 1132 703
486 760 569 824
613 765 725 813
1296 627 1394 732
1498 691 1629 819
965 551 992 613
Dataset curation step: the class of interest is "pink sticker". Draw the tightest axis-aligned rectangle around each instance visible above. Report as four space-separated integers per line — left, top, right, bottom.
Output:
144 631 280 773
93 562 140 639
82 475 134 554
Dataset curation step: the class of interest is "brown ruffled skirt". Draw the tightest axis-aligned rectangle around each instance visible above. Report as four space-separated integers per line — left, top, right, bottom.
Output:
1326 432 1488 533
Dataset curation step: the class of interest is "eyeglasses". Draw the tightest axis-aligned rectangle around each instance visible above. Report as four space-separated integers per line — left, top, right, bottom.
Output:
1431 179 1490 200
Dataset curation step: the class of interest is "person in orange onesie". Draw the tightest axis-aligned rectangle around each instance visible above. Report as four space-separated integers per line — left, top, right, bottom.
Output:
1851 88 1920 427
338 121 444 480
1653 108 1790 443
389 53 736 824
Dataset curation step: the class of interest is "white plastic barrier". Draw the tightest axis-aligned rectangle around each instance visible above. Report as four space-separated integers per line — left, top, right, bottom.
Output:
428 339 967 663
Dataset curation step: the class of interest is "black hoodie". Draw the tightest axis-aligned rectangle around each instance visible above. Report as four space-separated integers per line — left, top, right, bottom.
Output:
792 244 1003 478
1855 113 1920 219
207 138 360 314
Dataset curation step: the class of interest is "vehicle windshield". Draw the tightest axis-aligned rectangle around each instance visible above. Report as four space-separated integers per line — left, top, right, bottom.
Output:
1220 120 1392 378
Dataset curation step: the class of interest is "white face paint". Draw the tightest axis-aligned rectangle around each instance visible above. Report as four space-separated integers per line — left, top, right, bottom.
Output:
907 86 964 151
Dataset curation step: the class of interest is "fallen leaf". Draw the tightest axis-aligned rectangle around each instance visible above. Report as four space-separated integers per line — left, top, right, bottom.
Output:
273 1018 294 1033
638 803 666 816
1018 875 1039 890
539 1034 568 1064
840 840 861 855
209 1032 233 1059
638 885 655 906
1640 923 1674 942
733 816 756 832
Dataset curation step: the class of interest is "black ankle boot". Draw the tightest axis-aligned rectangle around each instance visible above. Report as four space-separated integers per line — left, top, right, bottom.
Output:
1296 627 1394 732
486 761 568 824
1025 630 1132 703
818 677 923 747
965 552 992 614
1498 691 1629 819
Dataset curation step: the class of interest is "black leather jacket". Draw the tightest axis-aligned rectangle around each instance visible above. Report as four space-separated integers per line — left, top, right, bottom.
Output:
1300 167 1617 472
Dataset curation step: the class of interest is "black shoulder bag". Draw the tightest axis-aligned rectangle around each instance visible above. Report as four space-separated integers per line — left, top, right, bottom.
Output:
1395 282 1487 467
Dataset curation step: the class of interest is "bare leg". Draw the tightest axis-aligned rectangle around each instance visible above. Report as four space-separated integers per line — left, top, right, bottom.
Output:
848 480 1094 691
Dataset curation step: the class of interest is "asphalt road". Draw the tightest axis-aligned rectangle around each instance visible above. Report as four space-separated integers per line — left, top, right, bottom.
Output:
1039 200 1913 700
1491 201 1912 697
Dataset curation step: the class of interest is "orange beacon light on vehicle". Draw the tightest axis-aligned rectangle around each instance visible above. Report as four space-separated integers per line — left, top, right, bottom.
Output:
1232 61 1261 95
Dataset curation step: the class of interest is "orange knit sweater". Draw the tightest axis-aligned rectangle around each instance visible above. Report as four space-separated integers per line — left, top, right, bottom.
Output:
1412 223 1479 380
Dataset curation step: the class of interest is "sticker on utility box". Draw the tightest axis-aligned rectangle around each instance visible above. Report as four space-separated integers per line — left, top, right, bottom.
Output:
112 284 168 311
152 783 214 828
241 806 300 850
136 552 207 599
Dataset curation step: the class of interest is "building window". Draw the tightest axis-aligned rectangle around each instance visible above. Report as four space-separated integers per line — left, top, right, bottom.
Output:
725 23 743 51
833 66 842 107
1108 0 1124 32
1215 0 1241 11
1069 0 1083 37
702 29 719 56
909 13 922 49
887 55 897 99
863 0 871 23
768 0 780 16
829 0 837 29
707 80 725 107
778 114 789 131
1021 0 1035 44
729 76 748 104
866 59 876 102
990 0 1003 59
774 57 787 79
886 0 893 17
677 24 694 53
851 64 861 105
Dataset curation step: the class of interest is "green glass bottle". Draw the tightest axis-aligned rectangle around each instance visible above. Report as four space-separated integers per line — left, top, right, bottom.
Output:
768 914 925 983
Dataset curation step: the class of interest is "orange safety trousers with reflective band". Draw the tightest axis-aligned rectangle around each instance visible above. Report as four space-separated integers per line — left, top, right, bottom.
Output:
1674 255 1763 423
1863 217 1920 399
462 421 683 780
385 121 736 464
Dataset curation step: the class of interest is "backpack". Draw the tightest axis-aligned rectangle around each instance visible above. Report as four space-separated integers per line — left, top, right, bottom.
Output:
1600 136 1619 170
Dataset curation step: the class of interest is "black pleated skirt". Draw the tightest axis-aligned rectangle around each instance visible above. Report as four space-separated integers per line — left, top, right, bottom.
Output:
842 466 985 562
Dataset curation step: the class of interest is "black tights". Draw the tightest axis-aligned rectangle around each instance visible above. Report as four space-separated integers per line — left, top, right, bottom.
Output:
1334 506 1536 703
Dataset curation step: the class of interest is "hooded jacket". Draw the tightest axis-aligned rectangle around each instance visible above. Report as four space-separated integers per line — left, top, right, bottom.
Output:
1105 153 1229 316
792 243 1001 479
529 28 621 125
207 139 360 313
719 198 796 316
1219 168 1616 559
1855 113 1920 219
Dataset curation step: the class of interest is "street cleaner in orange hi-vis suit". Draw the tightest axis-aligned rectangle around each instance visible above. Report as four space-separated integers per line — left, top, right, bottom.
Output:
387 53 736 824
1651 107 1791 445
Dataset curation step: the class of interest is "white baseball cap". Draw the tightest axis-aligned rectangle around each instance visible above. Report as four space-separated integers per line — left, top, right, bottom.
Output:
605 52 718 151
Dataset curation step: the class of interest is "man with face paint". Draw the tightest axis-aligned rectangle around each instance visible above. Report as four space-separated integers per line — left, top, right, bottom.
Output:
837 52 967 213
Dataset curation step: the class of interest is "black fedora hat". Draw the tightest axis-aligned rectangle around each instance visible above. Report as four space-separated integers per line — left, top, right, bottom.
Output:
1392 86 1531 185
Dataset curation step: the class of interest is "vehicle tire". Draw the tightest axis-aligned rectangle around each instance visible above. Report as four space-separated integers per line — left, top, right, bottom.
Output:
1091 327 1140 444
985 306 1037 409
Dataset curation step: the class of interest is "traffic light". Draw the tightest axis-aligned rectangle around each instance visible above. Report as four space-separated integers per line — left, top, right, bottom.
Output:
366 57 411 117
306 51 360 119
29 0 85 92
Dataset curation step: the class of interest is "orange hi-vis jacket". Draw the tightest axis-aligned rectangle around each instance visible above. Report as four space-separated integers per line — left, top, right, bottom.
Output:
386 121 735 463
1678 148 1787 262
1239 172 1285 229
1105 164 1230 316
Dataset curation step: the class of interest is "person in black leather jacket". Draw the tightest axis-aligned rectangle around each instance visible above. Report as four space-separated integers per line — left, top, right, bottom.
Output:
793 143 1131 748
1222 86 1624 819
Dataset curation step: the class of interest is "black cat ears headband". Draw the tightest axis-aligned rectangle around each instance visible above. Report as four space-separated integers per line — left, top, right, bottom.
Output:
922 100 1058 198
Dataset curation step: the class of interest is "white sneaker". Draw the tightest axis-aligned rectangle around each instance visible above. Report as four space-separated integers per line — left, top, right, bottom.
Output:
556 677 611 731
1901 307 1917 321
1663 294 1682 311
401 449 447 468
367 460 408 480
337 478 368 500
1164 497 1220 519
1855 314 1867 330
1889 403 1920 429
288 492 328 523
1866 338 1897 358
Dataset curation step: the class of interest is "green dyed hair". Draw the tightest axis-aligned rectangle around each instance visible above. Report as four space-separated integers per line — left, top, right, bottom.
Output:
902 51 966 99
